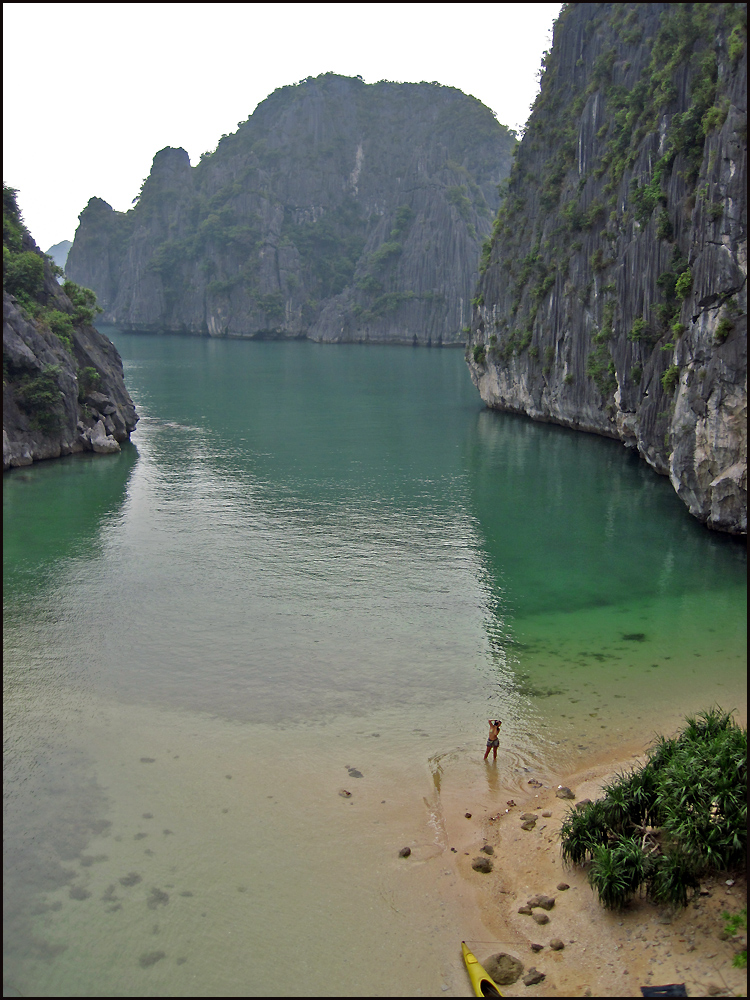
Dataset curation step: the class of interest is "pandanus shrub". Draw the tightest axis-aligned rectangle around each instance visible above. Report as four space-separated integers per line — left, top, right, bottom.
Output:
560 708 746 910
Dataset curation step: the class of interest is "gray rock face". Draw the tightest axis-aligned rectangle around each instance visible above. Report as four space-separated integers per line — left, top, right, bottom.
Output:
84 418 121 454
467 3 747 534
66 74 516 346
3 232 138 470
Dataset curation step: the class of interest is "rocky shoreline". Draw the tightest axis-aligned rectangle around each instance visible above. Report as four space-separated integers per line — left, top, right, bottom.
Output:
449 753 747 997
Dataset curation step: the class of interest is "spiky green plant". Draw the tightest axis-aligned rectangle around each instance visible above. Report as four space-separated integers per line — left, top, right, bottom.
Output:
722 907 747 969
559 800 610 865
648 847 699 908
559 709 746 910
588 844 633 909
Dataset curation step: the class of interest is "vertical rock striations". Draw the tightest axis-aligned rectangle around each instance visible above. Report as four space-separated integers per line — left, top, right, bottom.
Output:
3 187 138 470
66 74 516 346
467 3 746 534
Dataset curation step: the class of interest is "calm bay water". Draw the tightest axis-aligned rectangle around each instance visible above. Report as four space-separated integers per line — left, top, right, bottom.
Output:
3 333 746 997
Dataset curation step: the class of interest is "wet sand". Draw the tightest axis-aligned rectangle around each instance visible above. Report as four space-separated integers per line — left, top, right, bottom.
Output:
440 737 747 998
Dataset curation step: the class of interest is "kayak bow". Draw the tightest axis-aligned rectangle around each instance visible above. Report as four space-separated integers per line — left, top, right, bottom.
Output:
461 941 504 997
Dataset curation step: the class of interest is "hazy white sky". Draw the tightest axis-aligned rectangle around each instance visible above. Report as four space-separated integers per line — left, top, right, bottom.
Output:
3 2 561 252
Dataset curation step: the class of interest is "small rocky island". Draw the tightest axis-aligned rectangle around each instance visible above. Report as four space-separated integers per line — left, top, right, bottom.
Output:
3 185 138 470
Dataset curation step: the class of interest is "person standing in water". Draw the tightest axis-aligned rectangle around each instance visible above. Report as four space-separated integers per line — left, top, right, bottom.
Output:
484 719 502 761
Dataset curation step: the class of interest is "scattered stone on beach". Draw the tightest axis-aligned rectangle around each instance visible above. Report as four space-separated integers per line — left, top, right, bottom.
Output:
506 799 516 807
541 810 552 817
528 894 555 910
483 953 524 985
557 882 570 891
521 819 537 831
550 938 565 950
518 905 533 915
523 967 545 986
480 845 495 855
556 786 575 799
398 847 411 858
530 943 544 952
465 812 472 818
532 911 550 925
472 856 493 873
338 789 352 798
520 813 538 821
528 779 543 788
575 798 592 810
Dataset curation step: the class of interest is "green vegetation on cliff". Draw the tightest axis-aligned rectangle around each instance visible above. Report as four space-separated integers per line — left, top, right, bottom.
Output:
560 708 747 910
468 2 747 534
3 185 102 352
3 185 138 467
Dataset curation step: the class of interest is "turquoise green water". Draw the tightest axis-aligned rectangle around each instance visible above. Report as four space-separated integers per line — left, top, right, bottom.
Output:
3 334 746 997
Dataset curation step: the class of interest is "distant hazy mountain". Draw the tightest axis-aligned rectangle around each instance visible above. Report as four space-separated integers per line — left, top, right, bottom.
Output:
45 240 72 278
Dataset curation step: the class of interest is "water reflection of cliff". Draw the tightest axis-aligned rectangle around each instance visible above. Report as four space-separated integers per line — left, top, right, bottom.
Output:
3 444 138 602
465 408 747 621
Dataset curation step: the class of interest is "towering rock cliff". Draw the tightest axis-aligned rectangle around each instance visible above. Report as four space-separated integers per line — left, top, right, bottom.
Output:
66 74 516 346
468 2 746 534
3 187 138 470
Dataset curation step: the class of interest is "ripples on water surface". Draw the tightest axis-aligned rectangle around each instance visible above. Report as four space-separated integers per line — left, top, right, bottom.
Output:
3 334 746 996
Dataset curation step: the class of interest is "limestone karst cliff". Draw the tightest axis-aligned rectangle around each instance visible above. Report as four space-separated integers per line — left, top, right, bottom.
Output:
66 74 516 346
3 186 138 470
468 2 747 534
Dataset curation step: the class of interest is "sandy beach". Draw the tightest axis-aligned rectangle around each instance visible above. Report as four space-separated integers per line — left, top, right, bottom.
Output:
441 742 747 998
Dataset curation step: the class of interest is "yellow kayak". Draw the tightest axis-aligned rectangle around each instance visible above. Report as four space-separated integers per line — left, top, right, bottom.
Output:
461 941 504 997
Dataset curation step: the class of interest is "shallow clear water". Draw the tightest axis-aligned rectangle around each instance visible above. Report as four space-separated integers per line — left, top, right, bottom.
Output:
3 334 746 996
